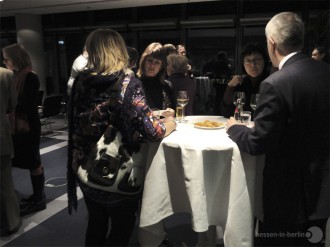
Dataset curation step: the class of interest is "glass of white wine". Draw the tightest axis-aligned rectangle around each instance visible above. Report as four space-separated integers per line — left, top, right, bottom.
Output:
176 91 189 123
250 94 259 119
250 94 259 110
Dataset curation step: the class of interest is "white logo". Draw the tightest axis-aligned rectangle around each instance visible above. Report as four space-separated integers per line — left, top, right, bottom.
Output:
306 226 323 243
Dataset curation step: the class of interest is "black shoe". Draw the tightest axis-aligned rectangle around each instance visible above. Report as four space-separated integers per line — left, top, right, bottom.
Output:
20 194 34 204
159 238 174 247
20 200 46 217
0 218 22 237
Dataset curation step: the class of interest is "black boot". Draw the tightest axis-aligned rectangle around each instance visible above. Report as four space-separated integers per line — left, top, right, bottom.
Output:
20 173 46 216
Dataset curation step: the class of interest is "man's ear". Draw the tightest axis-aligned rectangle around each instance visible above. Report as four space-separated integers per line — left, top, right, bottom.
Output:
268 38 275 52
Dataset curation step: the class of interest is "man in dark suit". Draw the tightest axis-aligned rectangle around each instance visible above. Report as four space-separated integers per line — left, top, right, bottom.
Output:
226 12 329 246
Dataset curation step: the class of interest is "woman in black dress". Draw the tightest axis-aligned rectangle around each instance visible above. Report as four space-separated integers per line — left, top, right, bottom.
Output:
2 44 46 216
137 42 176 116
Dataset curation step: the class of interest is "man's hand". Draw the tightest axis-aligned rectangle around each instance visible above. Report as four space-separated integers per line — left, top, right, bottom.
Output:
226 117 239 131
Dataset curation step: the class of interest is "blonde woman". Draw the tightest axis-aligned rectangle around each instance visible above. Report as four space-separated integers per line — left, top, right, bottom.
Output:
67 29 176 246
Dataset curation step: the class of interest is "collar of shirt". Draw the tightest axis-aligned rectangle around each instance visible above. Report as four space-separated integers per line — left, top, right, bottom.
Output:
278 52 299 70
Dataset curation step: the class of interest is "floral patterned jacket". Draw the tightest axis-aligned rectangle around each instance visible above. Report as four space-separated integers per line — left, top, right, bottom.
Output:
67 70 165 212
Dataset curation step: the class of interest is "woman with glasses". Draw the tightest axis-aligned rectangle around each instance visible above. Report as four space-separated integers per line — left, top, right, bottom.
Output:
220 43 270 118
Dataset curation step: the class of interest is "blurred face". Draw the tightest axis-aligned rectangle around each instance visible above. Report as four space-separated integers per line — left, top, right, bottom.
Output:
243 52 264 78
144 56 162 77
2 52 15 70
311 49 324 61
178 46 186 56
166 60 174 76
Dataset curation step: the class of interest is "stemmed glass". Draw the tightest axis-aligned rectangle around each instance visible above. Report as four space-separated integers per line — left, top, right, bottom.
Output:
250 94 259 119
233 92 245 121
233 92 246 107
177 91 189 123
250 94 259 111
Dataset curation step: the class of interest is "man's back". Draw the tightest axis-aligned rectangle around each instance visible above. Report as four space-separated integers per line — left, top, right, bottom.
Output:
259 52 329 224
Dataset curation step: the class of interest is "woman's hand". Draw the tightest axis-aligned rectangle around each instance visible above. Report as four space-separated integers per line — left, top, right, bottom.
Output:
227 75 244 88
160 108 175 118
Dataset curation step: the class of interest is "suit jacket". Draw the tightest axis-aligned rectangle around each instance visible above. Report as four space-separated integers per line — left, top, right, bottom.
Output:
0 67 17 156
227 53 330 228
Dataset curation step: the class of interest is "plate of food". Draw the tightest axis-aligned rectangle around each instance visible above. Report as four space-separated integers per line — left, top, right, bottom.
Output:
193 120 225 129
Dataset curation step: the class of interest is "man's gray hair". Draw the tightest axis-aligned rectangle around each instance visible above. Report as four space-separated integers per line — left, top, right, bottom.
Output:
265 12 305 55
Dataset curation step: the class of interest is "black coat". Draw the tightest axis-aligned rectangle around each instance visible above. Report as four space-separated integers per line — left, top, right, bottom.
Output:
227 53 330 228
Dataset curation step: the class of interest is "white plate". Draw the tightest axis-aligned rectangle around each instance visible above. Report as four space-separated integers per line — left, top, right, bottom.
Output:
193 125 225 130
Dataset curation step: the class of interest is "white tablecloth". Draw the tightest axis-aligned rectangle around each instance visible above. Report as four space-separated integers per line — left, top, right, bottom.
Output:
136 116 263 247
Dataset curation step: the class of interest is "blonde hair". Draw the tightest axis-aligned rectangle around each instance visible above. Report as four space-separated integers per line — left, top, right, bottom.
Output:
2 43 32 71
85 29 128 74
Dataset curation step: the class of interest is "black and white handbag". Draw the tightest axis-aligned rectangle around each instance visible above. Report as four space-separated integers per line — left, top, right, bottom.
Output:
76 74 144 195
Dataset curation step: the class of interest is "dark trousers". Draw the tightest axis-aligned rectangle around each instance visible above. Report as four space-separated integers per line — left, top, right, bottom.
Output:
84 195 139 246
255 218 327 246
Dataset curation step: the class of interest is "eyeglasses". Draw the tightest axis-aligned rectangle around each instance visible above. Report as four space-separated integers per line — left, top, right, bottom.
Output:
243 57 264 65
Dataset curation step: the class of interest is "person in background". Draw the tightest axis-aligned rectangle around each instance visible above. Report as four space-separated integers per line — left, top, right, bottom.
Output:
177 44 193 77
67 29 176 246
162 43 179 79
137 42 175 117
214 51 232 79
163 44 178 56
126 46 139 76
226 12 329 246
311 45 329 64
67 47 88 95
0 67 21 237
2 44 46 217
220 43 269 118
167 54 195 115
177 44 186 56
213 51 233 115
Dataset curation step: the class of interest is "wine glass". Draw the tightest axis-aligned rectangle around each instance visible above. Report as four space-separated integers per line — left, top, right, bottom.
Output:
250 94 259 119
177 91 189 123
233 92 245 121
250 94 259 110
233 91 246 106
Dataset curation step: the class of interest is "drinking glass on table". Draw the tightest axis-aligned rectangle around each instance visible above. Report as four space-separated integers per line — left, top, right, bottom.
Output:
233 91 246 107
241 111 251 126
250 94 259 111
233 92 245 121
176 91 189 123
250 93 259 119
